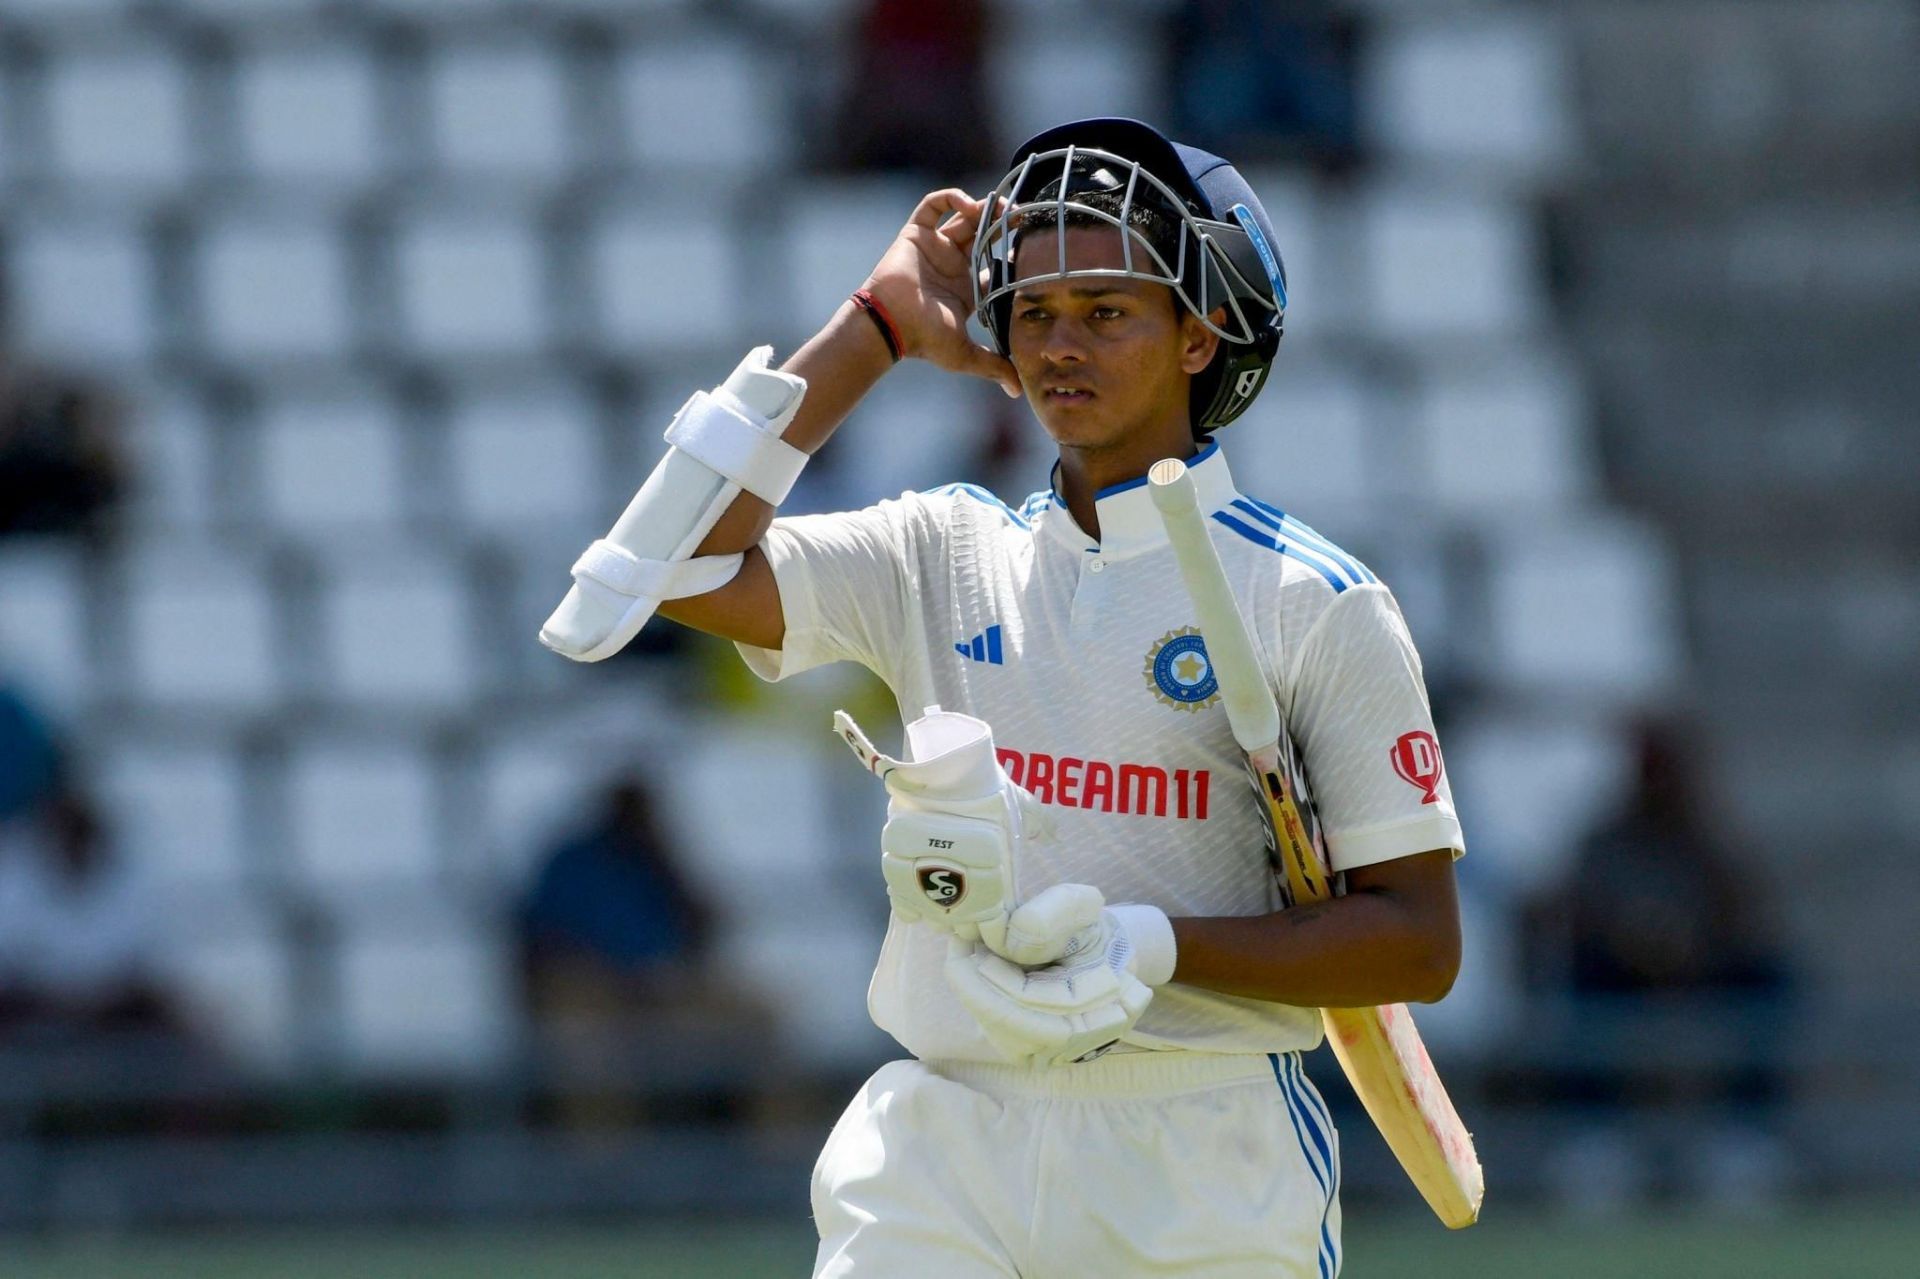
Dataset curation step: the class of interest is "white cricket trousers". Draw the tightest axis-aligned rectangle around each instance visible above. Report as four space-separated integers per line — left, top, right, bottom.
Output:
810 1050 1342 1278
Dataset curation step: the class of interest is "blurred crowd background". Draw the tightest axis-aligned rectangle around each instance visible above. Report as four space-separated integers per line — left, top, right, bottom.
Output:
0 0 1915 1266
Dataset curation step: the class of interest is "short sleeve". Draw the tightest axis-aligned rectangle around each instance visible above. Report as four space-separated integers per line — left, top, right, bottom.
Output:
1286 583 1464 873
733 494 924 687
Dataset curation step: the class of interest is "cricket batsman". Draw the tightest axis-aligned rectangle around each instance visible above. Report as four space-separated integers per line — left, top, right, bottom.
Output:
541 117 1465 1276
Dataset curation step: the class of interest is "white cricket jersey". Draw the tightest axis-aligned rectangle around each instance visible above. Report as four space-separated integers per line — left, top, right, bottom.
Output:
738 440 1465 1061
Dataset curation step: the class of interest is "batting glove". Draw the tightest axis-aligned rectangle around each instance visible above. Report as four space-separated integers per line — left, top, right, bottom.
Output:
945 886 1176 1066
836 706 1051 955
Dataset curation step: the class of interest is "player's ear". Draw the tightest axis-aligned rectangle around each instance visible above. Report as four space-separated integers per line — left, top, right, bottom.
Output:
1178 308 1223 375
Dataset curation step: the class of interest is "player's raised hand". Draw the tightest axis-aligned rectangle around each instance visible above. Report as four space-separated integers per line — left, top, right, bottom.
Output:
862 189 1021 399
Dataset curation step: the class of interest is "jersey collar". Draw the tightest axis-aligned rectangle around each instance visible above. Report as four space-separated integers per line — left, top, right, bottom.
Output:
1042 438 1238 558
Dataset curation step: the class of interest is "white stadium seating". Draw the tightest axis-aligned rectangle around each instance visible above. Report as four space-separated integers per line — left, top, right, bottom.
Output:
93 738 251 889
392 211 550 359
1359 187 1544 340
286 738 442 895
8 218 156 367
588 206 743 351
0 541 90 716
445 381 603 535
333 901 513 1077
1410 352 1596 517
234 44 385 188
1364 14 1576 178
44 45 192 190
314 551 480 709
1481 515 1682 702
617 35 787 174
152 894 298 1070
121 385 219 533
425 41 573 183
197 214 355 361
782 178 925 337
254 385 408 532
122 544 282 711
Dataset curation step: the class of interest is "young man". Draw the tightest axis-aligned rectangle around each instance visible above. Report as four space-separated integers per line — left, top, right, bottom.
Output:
548 118 1464 1276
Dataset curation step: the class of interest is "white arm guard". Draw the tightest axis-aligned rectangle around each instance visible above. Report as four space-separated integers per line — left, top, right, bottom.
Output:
835 706 1052 955
539 346 808 663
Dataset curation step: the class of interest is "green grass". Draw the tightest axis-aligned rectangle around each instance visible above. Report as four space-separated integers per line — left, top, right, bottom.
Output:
0 1203 1913 1277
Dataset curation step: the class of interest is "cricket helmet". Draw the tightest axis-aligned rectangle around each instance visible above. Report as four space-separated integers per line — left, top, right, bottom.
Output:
971 117 1287 434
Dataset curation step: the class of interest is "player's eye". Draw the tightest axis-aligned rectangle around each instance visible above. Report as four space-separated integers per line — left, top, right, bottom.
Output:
1018 307 1048 321
1092 305 1124 320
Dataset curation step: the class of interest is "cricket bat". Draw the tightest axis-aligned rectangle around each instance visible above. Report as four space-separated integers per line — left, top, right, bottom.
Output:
1147 457 1485 1229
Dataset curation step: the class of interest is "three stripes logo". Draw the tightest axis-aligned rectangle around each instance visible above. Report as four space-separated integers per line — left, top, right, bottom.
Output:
955 624 1005 665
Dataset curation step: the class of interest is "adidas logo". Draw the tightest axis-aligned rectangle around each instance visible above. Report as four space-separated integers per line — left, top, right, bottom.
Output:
955 624 1005 665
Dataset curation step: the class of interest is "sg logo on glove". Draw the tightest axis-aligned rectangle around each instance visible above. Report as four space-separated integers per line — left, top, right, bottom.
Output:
918 866 967 906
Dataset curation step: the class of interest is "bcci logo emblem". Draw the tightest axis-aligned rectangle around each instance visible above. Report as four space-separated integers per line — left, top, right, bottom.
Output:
1143 627 1220 712
917 866 966 908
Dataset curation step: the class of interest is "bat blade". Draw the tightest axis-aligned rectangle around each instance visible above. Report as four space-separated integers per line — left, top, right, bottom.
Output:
1148 456 1484 1228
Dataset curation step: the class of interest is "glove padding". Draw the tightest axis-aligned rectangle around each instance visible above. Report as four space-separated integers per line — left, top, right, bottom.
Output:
945 886 1176 1066
836 706 1051 954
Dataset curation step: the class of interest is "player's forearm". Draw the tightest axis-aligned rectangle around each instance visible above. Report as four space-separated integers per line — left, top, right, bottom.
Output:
1170 887 1460 1008
690 300 896 556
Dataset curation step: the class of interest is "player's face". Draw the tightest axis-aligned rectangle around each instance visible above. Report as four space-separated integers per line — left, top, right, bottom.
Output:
1007 226 1218 451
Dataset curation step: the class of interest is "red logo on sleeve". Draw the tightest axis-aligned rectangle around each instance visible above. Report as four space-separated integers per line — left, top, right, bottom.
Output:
1390 731 1444 805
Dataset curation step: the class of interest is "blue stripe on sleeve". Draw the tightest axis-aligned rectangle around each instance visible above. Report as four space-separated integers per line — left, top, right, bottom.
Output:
1243 496 1375 584
1212 511 1349 594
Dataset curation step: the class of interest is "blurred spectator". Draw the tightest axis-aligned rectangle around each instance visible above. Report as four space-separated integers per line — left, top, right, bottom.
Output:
0 789 180 1038
1518 722 1794 1212
518 777 771 1134
0 681 62 822
831 0 995 175
0 362 123 538
1165 0 1361 173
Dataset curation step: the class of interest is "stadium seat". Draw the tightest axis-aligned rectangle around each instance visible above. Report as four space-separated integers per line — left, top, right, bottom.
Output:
833 361 998 503
617 34 786 174
254 385 406 531
286 738 442 894
233 43 383 188
989 23 1165 146
333 903 513 1076
1410 353 1595 518
1440 712 1633 898
725 921 893 1070
1364 14 1575 178
0 0 128 23
7 217 156 367
0 542 90 716
1232 166 1344 336
123 544 280 711
425 41 571 183
392 212 549 359
1481 515 1682 702
93 738 250 888
176 0 334 23
783 178 925 337
587 205 742 351
152 894 298 1070
313 551 480 709
1359 187 1543 340
196 214 354 361
446 381 603 535
43 43 192 190
662 724 836 879
470 736 616 890
123 385 218 532
1224 361 1381 522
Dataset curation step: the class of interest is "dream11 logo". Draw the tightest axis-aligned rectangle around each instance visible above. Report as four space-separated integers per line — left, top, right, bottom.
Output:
1390 731 1444 805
